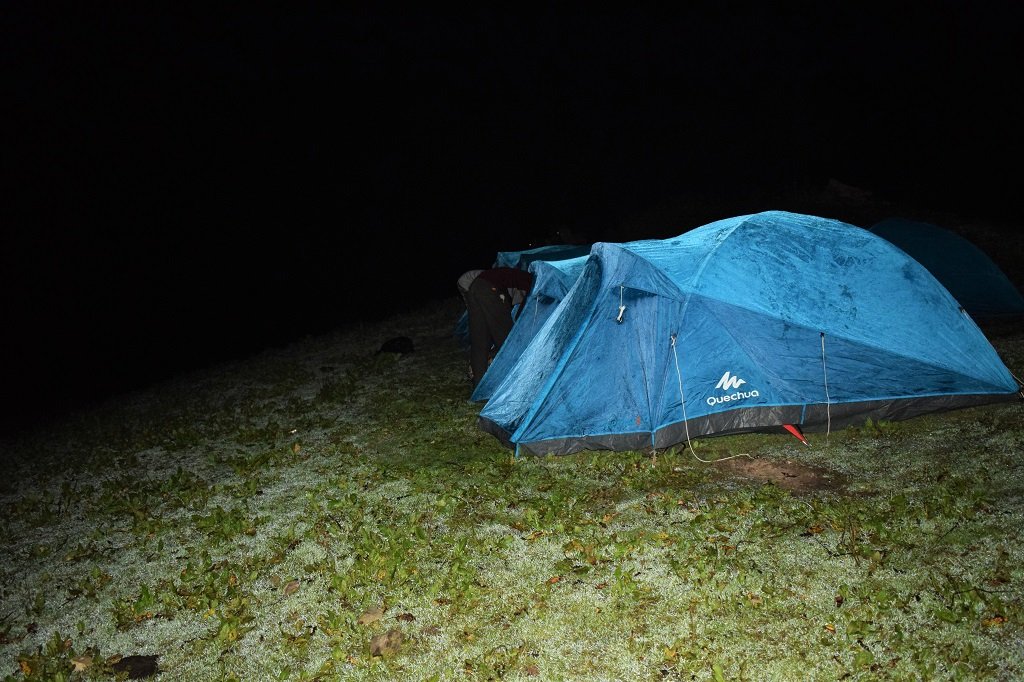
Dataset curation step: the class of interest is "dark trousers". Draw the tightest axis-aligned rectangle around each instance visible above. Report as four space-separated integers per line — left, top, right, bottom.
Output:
466 277 514 387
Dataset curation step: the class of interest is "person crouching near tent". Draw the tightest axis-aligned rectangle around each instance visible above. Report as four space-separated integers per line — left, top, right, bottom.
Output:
457 267 534 390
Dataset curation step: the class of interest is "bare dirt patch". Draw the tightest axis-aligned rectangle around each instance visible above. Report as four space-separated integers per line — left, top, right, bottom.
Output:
712 456 846 494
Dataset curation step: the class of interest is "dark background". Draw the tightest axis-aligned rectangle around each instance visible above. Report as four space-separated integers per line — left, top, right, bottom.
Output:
4 4 1023 436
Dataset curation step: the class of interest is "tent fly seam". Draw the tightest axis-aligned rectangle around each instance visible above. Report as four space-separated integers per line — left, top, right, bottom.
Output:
509 257 604 449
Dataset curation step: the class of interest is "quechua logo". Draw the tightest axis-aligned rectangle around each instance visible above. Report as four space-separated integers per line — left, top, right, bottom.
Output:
707 371 759 406
715 371 746 391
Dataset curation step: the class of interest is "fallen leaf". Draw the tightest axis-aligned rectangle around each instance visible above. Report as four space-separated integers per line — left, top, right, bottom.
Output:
283 579 300 596
982 616 1007 627
546 575 561 584
369 629 403 657
824 623 836 633
396 612 415 622
358 606 384 625
292 442 301 453
422 625 441 637
525 663 540 676
71 654 93 672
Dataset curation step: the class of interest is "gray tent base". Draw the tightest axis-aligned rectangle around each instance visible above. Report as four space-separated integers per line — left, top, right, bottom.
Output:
479 393 1021 457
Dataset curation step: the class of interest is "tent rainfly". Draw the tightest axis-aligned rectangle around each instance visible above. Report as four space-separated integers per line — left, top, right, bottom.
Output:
471 254 589 402
869 217 1024 320
479 211 1022 456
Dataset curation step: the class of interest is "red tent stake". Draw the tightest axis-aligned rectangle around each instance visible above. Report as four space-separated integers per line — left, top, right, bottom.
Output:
783 423 809 445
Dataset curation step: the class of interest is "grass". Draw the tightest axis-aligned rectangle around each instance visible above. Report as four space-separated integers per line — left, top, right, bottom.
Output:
1 296 1022 681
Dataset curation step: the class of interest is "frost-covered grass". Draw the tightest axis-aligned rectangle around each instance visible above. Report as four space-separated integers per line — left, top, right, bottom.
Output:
1 296 1022 681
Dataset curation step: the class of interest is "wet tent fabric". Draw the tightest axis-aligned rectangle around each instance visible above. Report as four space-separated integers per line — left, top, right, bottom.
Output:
454 244 593 344
479 211 1021 456
869 218 1024 319
471 255 589 402
494 243 593 270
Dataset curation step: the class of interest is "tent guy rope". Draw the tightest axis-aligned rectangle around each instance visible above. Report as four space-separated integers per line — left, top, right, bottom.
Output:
821 331 832 443
670 333 752 464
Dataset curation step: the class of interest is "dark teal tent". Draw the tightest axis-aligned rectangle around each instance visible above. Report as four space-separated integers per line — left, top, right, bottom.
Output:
869 218 1024 319
480 211 1021 457
493 243 593 270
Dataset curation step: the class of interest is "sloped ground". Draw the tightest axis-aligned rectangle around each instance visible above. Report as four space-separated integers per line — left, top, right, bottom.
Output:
1 290 1022 681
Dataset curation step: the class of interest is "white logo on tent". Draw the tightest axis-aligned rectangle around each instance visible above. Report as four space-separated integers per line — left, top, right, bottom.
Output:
715 371 747 391
707 371 759 406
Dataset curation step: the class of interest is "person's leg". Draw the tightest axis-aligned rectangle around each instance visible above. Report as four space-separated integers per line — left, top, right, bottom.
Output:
476 282 514 355
474 279 516 345
466 279 496 387
488 298 514 351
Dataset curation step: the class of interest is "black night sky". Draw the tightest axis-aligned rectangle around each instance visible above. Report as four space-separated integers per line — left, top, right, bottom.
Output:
4 4 1023 436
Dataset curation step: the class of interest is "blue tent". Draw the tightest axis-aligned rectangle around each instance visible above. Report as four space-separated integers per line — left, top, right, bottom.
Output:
869 217 1024 319
471 255 589 402
479 211 1021 456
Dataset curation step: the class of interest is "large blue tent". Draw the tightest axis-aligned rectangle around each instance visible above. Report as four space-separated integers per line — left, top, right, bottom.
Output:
479 211 1021 456
869 217 1024 319
471 254 589 402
